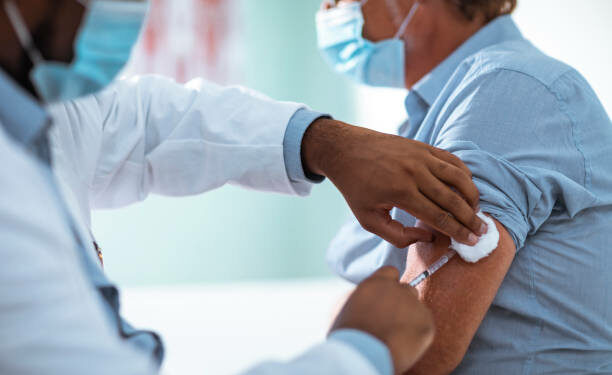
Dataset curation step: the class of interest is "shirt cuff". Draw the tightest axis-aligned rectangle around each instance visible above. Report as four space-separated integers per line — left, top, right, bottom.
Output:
283 108 329 184
329 329 393 375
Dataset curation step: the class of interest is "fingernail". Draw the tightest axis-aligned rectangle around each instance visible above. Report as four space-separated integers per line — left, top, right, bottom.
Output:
468 233 479 245
479 222 488 235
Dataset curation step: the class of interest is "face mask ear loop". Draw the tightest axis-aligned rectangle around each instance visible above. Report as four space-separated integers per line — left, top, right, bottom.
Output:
394 2 420 39
3 0 43 65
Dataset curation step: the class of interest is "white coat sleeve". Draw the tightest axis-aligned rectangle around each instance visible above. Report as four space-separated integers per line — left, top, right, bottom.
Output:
48 75 310 210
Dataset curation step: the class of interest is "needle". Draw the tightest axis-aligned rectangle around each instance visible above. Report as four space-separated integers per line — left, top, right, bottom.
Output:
408 249 456 287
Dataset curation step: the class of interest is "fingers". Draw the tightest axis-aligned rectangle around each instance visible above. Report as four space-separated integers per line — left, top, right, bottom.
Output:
404 227 435 244
360 209 434 248
430 147 472 178
370 266 400 280
429 148 479 209
419 173 487 237
402 190 480 246
431 162 480 211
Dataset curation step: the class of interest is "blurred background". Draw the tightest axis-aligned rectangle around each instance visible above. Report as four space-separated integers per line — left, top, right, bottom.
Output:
91 0 612 373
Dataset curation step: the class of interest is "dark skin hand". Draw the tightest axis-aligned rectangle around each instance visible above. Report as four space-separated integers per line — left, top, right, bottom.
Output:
331 266 435 375
303 118 487 247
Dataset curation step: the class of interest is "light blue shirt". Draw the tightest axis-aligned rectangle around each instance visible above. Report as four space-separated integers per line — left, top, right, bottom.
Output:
327 15 612 374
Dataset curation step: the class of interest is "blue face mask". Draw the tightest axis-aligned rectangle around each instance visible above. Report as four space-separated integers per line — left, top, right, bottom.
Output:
316 1 419 88
4 0 148 103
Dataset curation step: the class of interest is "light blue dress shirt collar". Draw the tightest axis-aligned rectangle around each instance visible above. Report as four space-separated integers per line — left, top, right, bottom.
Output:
0 69 49 147
406 15 524 119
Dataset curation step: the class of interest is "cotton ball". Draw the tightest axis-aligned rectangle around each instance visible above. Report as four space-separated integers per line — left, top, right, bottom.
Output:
451 211 499 263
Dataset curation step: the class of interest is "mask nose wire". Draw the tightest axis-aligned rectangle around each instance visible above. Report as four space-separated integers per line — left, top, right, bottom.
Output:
3 0 43 65
394 1 420 39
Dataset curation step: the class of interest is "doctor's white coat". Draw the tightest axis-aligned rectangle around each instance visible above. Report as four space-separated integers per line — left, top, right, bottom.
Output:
0 75 383 375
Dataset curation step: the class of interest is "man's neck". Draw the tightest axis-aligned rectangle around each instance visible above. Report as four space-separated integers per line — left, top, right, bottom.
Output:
403 11 486 89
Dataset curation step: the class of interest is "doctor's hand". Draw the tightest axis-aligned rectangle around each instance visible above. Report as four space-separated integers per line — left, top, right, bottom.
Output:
330 266 434 375
302 118 486 247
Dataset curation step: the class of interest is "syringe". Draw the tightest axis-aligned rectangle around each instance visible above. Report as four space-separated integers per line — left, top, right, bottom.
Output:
408 249 456 287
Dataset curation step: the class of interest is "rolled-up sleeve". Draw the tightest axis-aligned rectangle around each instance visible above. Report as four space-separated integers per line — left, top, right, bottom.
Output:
434 69 595 250
440 141 552 249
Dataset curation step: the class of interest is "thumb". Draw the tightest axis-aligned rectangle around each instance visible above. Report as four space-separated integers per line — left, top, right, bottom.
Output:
403 227 435 244
361 209 434 248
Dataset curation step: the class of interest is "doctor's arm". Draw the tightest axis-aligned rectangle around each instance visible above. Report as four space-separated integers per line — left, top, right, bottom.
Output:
399 217 516 374
51 75 485 247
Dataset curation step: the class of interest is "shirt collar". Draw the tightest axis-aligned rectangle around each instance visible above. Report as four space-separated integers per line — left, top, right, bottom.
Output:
408 15 524 110
0 69 49 146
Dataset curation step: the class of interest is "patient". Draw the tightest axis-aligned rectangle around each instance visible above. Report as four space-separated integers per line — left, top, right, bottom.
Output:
322 0 612 373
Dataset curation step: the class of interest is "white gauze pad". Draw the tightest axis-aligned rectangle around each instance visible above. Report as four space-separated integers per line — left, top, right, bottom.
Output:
451 211 499 263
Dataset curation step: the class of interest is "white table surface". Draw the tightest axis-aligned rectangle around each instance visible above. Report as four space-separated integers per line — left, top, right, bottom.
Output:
121 278 354 375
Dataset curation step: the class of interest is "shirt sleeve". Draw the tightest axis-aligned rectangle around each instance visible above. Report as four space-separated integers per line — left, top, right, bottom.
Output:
326 213 411 284
283 108 328 184
433 68 596 249
328 329 393 375
240 333 386 375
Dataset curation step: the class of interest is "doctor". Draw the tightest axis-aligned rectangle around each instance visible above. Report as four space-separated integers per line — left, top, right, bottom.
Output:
0 0 484 374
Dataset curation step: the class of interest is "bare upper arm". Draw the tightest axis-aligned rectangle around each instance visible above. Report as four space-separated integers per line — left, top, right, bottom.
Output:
400 215 516 375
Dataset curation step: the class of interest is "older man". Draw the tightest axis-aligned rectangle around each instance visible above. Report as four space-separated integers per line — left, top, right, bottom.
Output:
323 0 612 373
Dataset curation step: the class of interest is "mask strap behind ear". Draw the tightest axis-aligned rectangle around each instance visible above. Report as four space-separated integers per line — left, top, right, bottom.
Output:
394 2 420 39
3 0 43 65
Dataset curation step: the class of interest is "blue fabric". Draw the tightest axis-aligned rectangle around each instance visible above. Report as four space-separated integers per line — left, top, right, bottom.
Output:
0 69 48 145
283 108 328 183
327 15 612 373
330 329 393 375
0 71 164 366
